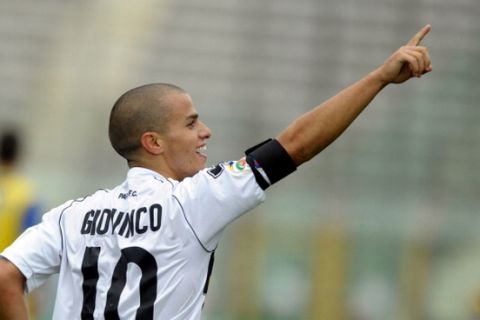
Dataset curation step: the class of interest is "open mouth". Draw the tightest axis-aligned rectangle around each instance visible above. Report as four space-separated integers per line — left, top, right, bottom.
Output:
196 145 207 157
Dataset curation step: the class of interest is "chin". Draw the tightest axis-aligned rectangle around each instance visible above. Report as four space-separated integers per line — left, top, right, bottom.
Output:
193 166 205 175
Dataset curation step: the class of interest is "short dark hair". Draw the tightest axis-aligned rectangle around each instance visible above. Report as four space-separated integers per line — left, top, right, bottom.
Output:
1 131 19 164
108 83 186 160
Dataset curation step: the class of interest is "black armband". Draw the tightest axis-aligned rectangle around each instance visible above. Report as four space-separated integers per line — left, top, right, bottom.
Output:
245 139 297 190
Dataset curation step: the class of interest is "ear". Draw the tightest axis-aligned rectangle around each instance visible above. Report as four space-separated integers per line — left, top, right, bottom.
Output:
140 132 163 155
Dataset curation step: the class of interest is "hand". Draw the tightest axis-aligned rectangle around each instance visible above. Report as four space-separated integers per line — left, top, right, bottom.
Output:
375 24 432 84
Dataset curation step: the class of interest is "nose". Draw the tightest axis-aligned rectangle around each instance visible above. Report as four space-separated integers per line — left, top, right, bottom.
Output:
199 121 212 140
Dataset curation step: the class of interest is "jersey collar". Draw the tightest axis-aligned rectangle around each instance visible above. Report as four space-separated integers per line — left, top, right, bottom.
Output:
127 167 166 182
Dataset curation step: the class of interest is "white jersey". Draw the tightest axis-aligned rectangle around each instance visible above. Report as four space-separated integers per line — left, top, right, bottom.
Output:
1 161 265 319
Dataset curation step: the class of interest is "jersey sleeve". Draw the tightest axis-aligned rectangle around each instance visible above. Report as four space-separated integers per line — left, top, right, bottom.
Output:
173 158 266 251
0 201 68 292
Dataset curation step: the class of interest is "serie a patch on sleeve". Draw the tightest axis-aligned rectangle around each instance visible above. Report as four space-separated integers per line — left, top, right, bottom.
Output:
225 158 250 173
207 158 260 179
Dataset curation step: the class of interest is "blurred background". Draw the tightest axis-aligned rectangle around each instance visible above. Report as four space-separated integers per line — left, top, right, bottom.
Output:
0 0 479 319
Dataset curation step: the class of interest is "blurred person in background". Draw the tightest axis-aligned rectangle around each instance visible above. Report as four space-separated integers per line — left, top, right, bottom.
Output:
0 130 41 250
0 130 42 319
0 25 432 319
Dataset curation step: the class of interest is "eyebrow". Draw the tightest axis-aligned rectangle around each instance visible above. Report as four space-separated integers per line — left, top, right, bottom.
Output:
185 113 199 122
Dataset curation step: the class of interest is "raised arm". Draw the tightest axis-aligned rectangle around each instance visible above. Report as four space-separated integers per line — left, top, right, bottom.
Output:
277 25 432 166
0 258 28 320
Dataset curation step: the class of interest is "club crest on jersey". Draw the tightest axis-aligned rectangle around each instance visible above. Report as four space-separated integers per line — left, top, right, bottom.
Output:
207 163 225 179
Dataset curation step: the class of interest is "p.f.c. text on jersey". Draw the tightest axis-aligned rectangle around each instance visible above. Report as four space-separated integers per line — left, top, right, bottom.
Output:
80 204 162 238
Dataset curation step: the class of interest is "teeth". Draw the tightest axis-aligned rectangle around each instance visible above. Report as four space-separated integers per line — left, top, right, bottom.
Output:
197 145 207 153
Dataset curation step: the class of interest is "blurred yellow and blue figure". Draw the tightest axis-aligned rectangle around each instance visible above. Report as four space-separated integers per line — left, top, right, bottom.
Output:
0 131 40 251
0 131 41 318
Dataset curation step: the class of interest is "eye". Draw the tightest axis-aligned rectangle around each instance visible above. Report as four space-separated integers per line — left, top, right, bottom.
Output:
186 115 199 129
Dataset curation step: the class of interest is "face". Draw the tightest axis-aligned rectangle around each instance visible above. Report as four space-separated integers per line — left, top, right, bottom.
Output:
160 92 212 180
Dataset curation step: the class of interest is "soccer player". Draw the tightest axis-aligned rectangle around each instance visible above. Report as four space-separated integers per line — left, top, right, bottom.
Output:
0 131 43 319
0 131 41 251
0 25 432 319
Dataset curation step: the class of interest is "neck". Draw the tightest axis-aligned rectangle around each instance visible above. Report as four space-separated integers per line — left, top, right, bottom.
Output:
127 158 178 180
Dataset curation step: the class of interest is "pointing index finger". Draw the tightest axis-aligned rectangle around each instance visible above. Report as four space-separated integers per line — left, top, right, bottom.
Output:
407 24 431 46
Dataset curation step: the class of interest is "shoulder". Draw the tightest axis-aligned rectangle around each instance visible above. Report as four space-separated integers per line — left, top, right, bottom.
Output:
47 189 111 219
173 159 265 203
